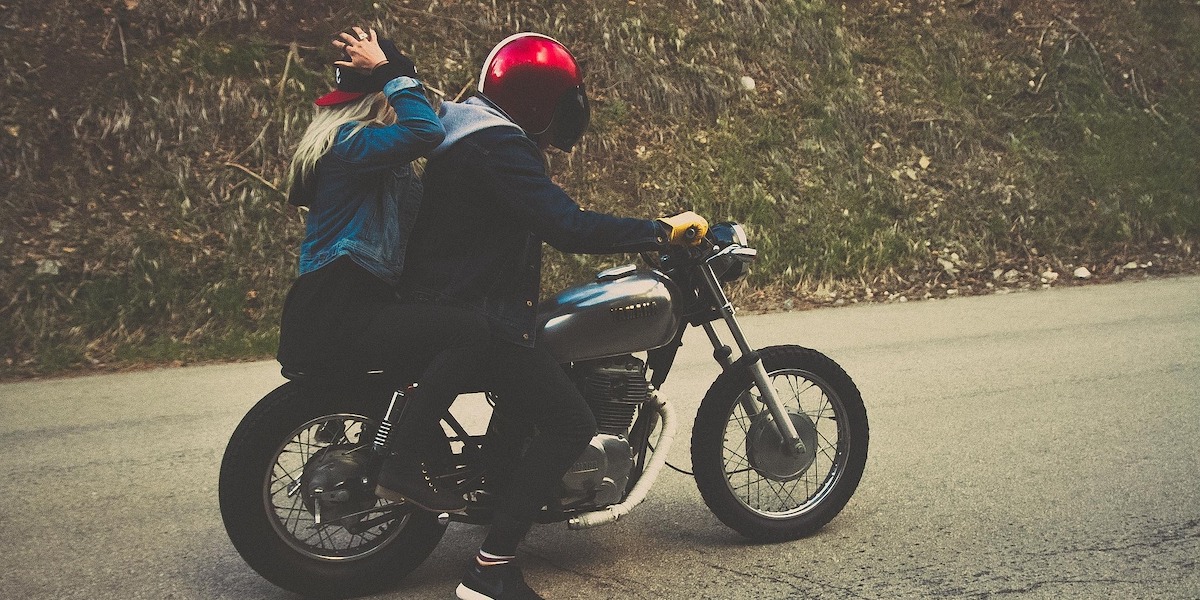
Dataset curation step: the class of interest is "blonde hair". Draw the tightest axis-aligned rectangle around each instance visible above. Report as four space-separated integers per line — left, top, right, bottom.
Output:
287 92 397 193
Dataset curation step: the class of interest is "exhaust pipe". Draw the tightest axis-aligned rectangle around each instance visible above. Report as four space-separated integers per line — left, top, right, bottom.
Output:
568 394 676 530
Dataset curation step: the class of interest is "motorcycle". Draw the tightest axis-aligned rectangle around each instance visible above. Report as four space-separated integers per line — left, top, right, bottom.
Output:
219 222 869 598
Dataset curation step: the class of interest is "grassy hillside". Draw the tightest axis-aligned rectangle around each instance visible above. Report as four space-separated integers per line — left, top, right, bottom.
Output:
2 0 1197 377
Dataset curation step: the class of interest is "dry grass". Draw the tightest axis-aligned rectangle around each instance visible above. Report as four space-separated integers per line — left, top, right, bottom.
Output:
1 0 1197 376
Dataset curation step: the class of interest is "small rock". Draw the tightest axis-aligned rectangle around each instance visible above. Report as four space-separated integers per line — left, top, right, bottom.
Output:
1123 261 1139 270
1040 270 1059 283
1073 266 1092 279
783 299 794 311
36 259 61 276
739 76 756 92
938 257 959 275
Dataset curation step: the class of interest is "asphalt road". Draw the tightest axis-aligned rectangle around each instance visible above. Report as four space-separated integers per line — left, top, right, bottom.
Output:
2 275 1197 599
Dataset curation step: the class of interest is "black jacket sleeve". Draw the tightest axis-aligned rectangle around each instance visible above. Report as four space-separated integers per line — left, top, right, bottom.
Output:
476 129 664 253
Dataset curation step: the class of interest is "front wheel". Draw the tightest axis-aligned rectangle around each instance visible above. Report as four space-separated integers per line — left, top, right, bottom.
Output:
219 381 447 598
692 345 868 541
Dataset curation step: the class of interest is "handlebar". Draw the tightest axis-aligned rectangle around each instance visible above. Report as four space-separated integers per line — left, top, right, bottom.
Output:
651 238 756 271
642 221 755 274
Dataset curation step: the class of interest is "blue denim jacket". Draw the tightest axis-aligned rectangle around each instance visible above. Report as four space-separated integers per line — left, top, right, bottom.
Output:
292 77 446 285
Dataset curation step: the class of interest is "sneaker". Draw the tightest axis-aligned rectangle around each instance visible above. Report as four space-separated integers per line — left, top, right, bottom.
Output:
374 453 466 513
456 560 544 600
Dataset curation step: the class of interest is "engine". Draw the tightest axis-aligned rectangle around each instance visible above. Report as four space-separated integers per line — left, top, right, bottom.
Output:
559 355 651 508
580 356 652 436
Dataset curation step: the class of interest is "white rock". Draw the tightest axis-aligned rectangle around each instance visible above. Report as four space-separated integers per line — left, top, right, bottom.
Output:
1123 261 1139 270
739 76 756 91
36 259 61 276
1073 266 1092 279
1040 270 1059 283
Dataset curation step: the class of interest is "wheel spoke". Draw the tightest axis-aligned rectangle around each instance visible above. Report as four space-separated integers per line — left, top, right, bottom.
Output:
271 461 305 495
815 429 839 454
729 407 754 435
763 475 801 508
722 440 751 467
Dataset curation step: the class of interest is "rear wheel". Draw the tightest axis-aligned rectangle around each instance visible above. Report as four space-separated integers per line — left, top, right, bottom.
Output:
219 382 447 598
691 345 868 541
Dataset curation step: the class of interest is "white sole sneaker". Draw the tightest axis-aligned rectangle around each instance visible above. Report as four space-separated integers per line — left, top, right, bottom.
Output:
455 582 495 600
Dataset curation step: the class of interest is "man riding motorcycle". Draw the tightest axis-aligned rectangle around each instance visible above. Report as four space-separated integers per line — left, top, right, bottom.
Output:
397 33 709 600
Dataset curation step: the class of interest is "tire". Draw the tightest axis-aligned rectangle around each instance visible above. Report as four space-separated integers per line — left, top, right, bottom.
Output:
691 345 868 541
218 381 447 599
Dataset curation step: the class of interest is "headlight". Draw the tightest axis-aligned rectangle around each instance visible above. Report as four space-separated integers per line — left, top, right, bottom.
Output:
710 222 749 247
709 222 752 282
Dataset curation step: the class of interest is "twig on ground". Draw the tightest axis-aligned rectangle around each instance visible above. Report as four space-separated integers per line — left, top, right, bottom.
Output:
117 19 128 67
223 162 284 197
1055 15 1109 91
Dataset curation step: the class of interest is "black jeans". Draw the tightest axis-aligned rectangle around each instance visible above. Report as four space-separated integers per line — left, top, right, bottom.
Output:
358 294 595 554
357 302 491 454
475 339 597 555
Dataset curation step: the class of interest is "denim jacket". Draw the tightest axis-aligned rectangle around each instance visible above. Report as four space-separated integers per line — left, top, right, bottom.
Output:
289 77 446 285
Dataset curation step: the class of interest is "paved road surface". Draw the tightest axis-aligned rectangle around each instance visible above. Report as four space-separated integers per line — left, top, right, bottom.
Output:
2 276 1197 599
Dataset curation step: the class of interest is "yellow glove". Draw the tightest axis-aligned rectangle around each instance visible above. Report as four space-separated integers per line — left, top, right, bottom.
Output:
657 211 709 246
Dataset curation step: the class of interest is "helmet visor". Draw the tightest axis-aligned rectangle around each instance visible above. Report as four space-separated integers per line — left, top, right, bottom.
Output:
549 85 590 152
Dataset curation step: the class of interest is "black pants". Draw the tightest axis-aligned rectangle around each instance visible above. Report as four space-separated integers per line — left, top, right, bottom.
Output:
475 339 597 555
357 303 491 453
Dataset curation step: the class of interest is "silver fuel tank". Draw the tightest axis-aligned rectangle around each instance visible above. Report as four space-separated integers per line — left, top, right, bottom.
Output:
537 265 680 364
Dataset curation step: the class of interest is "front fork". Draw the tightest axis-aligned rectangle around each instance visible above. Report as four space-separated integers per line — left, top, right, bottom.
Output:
698 265 807 456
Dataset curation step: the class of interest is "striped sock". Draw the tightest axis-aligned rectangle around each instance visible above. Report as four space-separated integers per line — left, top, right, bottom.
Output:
476 549 515 567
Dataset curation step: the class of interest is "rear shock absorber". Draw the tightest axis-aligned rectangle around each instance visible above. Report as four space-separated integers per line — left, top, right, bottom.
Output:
372 385 414 455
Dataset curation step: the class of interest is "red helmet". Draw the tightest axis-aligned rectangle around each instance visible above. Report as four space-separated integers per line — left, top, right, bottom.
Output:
478 33 591 151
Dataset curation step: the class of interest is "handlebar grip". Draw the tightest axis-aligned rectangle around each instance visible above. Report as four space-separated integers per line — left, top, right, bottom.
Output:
657 211 709 246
